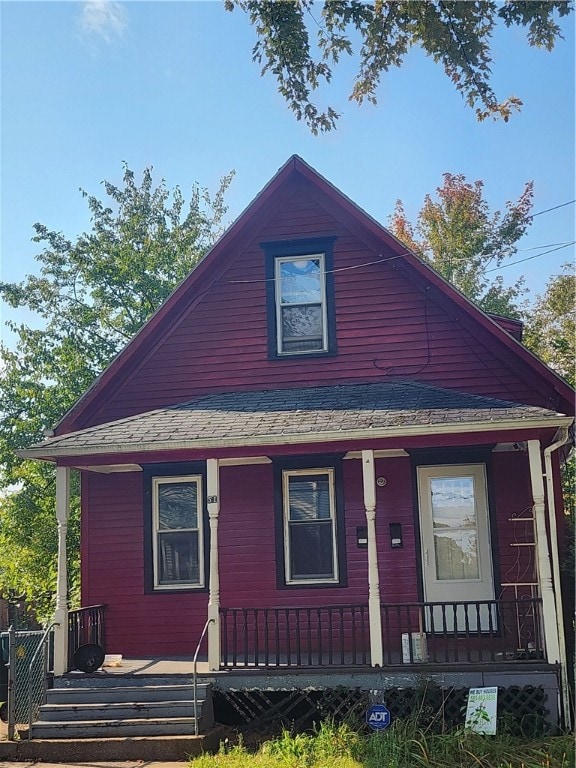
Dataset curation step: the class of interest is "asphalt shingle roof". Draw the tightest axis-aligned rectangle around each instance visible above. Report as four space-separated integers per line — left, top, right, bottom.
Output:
21 380 566 460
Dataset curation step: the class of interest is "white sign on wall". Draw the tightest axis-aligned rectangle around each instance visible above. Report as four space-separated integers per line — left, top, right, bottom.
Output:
465 687 498 735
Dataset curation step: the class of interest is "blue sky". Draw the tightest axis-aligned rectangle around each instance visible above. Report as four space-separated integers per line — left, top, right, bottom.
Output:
1 1 574 337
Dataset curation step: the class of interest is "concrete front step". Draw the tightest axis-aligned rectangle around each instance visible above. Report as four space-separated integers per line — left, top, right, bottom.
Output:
34 678 213 739
0 728 225 762
39 698 201 721
46 682 207 704
30 716 201 739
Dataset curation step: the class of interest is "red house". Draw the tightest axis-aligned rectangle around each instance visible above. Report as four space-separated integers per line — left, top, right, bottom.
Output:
22 156 574 727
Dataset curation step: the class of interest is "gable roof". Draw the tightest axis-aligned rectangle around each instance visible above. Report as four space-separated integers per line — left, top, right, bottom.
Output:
55 155 574 434
22 380 569 462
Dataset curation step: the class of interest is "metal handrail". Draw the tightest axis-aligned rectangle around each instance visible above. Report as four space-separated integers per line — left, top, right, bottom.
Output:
192 618 214 737
28 621 59 739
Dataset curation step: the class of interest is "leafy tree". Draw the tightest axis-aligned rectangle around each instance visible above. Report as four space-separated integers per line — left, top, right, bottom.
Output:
523 262 575 387
523 262 575 591
0 165 233 620
389 172 534 317
226 0 573 133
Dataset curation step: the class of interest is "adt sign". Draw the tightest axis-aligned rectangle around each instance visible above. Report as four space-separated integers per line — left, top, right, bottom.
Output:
366 703 391 731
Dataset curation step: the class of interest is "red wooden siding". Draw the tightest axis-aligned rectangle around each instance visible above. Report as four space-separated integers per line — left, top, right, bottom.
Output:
81 186 559 429
492 451 538 595
82 471 209 656
81 452 536 657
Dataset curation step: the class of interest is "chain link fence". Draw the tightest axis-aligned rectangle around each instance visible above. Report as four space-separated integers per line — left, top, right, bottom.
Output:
7 626 54 739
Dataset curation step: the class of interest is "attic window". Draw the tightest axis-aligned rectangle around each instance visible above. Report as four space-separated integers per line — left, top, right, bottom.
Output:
275 255 327 353
262 237 337 359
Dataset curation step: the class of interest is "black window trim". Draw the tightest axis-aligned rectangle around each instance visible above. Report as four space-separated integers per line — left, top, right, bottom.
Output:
262 236 338 360
273 454 347 589
142 461 209 594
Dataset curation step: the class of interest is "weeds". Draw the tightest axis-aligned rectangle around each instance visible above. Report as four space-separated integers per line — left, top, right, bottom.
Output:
190 718 575 767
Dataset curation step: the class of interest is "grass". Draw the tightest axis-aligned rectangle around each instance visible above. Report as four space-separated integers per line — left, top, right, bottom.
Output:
189 719 575 768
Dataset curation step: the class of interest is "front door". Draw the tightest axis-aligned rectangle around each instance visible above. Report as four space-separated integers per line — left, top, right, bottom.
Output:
417 464 495 632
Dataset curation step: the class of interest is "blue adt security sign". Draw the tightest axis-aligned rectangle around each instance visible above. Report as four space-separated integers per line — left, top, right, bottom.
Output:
366 703 391 730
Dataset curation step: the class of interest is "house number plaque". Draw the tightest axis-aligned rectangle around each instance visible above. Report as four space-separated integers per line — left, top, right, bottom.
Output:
207 495 218 504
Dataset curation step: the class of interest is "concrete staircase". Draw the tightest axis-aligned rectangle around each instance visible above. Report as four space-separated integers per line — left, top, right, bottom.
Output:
29 674 214 740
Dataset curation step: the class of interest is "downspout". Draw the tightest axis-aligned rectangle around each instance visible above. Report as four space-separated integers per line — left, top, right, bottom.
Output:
206 458 221 672
527 440 561 664
362 450 383 667
543 426 572 730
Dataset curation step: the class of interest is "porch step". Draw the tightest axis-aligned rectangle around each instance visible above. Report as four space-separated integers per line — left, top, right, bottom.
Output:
30 677 213 739
39 699 199 721
46 682 207 704
0 729 225 762
29 716 201 738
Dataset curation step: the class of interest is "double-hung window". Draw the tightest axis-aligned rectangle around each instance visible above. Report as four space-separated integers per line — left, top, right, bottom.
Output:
152 475 204 589
282 468 339 585
263 237 337 358
275 255 327 354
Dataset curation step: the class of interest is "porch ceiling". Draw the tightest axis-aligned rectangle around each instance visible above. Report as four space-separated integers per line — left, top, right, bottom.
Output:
18 380 571 462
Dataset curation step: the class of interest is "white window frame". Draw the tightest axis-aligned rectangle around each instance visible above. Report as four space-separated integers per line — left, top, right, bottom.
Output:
152 474 204 590
274 253 328 355
282 467 339 585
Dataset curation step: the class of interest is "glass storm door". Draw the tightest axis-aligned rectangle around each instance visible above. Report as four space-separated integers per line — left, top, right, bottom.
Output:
417 465 495 632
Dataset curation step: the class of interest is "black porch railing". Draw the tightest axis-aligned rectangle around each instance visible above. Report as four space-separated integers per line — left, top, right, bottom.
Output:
381 598 544 665
220 598 544 668
220 605 369 668
67 604 106 671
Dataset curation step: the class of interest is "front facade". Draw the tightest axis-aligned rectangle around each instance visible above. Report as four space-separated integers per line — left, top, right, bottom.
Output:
21 157 574 723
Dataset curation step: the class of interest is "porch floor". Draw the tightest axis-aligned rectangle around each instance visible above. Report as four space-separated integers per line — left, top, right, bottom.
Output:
61 655 557 681
77 656 215 676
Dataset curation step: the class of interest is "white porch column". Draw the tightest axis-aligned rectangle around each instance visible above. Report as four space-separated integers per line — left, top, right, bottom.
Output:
362 450 383 667
53 466 70 676
206 458 221 671
527 440 561 664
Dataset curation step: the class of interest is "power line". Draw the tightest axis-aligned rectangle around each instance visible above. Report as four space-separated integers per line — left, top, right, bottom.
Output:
485 241 575 273
517 241 574 251
530 200 576 218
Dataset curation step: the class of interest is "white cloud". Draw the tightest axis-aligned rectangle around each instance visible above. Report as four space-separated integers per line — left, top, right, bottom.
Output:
79 1 128 44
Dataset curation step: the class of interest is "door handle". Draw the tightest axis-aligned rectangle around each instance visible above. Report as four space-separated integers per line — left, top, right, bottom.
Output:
424 549 429 568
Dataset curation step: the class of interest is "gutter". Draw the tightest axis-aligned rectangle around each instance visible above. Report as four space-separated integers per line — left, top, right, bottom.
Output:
543 426 572 730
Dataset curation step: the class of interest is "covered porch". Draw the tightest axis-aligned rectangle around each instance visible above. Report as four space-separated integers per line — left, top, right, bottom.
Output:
68 589 546 671
19 381 572 726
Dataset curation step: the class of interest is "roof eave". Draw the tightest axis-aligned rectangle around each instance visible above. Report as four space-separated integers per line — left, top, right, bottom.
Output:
17 415 574 463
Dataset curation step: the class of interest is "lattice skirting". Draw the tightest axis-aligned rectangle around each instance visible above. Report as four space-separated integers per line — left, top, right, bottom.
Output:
213 684 552 737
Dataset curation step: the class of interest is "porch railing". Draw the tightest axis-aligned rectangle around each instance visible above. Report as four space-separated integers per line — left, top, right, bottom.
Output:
220 605 369 668
220 598 544 668
381 598 544 665
67 604 106 671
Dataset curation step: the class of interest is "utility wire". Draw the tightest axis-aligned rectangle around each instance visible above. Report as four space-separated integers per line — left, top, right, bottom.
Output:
516 241 573 251
529 200 576 218
485 241 575 273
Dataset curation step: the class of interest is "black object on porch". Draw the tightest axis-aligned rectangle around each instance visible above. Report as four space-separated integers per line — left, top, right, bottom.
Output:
67 604 106 671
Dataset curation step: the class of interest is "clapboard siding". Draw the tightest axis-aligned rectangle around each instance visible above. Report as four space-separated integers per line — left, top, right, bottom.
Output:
82 187 555 428
81 452 541 657
492 451 538 591
66 160 571 663
81 455 432 656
